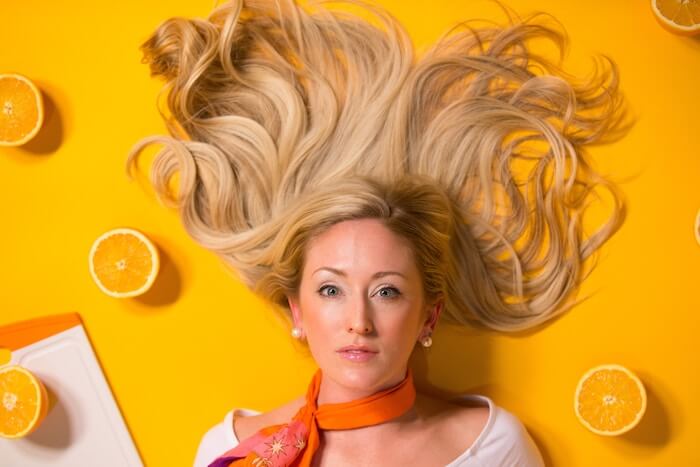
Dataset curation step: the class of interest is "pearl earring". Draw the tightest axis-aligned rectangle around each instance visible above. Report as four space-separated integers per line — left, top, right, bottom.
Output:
421 334 433 348
291 327 303 339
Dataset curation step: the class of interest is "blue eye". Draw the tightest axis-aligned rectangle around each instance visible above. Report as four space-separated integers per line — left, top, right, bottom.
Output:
317 285 400 299
318 285 340 297
377 287 400 299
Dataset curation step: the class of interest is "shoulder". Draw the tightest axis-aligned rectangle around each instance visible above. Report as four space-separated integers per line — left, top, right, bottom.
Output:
416 393 544 466
193 409 239 467
415 393 489 443
450 395 545 466
193 397 305 467
414 393 489 456
233 396 306 440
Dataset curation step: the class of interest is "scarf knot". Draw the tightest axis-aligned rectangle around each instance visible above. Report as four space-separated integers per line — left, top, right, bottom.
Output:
209 368 416 467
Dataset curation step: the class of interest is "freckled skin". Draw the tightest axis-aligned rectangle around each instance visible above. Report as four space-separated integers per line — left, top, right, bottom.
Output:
287 218 441 406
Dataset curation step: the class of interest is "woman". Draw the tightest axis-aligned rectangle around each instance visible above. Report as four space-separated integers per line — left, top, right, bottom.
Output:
192 175 546 466
126 0 629 465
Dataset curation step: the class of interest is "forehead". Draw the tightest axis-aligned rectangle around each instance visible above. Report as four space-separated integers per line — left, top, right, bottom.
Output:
304 218 415 273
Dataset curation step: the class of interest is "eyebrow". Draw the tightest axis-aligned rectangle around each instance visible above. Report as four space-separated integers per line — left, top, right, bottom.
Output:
312 267 406 279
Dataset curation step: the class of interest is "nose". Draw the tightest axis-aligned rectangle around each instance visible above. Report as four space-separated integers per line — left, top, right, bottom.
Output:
347 295 374 335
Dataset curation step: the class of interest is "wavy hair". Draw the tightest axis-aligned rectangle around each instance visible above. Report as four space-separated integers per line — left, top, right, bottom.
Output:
126 0 630 332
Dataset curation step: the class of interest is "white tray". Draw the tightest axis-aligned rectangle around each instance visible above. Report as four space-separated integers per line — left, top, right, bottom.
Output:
0 315 143 466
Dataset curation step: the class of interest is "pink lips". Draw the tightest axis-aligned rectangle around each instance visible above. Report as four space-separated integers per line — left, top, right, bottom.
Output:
336 345 378 362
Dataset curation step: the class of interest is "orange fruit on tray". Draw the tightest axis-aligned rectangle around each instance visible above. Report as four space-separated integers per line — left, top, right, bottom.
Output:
0 365 50 439
89 227 160 298
0 73 44 146
651 0 700 36
574 364 647 436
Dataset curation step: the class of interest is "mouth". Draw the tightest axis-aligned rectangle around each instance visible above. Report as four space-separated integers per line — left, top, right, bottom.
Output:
336 347 378 362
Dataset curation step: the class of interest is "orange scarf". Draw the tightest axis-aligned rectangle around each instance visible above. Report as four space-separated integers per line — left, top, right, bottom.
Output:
209 368 416 467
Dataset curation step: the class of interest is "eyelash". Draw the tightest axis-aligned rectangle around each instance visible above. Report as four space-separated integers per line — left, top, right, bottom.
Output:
317 285 401 299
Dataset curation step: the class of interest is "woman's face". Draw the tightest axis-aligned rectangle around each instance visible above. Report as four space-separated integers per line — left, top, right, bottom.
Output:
287 218 442 400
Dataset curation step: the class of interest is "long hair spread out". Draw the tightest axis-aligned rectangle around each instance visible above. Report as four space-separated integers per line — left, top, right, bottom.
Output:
126 0 630 332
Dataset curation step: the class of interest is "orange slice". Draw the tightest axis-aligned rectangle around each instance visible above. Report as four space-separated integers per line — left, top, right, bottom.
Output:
574 363 647 436
695 208 700 246
0 365 50 438
0 73 44 146
651 0 700 36
89 227 160 298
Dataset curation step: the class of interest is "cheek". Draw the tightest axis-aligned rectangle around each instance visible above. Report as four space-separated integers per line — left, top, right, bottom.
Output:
302 313 344 367
380 312 423 345
402 322 422 347
300 297 343 338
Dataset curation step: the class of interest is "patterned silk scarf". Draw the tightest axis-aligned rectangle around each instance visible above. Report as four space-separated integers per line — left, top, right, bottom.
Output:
209 368 416 467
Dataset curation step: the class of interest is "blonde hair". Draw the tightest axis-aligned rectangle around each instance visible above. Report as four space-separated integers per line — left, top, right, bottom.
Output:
253 174 457 312
126 0 630 332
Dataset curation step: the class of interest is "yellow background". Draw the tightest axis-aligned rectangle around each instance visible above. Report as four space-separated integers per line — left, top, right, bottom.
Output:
2 0 699 465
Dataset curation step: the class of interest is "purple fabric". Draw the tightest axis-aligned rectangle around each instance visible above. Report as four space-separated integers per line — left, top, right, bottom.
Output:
208 456 237 467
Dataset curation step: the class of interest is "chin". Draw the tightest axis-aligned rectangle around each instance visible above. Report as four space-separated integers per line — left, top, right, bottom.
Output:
330 360 401 393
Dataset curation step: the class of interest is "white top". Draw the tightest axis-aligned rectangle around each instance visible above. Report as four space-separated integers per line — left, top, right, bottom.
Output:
194 395 545 467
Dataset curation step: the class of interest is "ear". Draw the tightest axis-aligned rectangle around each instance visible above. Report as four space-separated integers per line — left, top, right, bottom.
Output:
287 294 303 327
421 296 443 336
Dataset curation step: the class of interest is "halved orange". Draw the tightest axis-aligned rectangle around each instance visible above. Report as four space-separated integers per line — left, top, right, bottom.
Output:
574 363 647 436
0 73 44 146
651 0 700 36
0 365 50 438
89 227 160 298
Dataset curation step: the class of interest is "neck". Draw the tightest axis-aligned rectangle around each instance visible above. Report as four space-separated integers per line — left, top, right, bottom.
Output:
315 367 410 406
